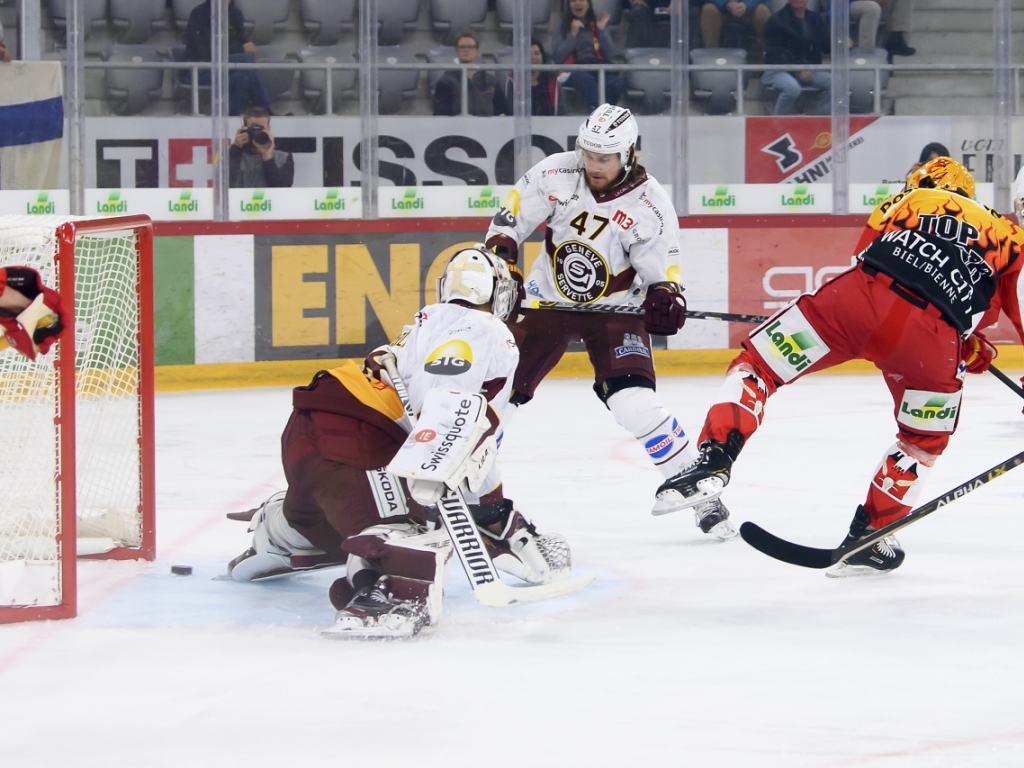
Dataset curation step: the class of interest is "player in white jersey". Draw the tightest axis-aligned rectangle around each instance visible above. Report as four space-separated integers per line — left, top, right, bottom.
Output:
227 246 573 638
485 103 735 539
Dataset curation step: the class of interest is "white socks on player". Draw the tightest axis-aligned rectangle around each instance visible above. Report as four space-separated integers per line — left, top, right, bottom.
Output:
607 387 698 478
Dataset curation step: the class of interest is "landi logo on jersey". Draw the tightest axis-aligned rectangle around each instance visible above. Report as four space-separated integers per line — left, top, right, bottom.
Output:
897 390 961 433
615 332 650 359
97 190 128 214
414 429 437 443
862 184 893 207
424 339 473 375
314 188 344 213
467 186 500 211
26 192 56 215
700 185 736 209
392 188 423 211
749 307 829 383
240 189 271 215
781 185 815 207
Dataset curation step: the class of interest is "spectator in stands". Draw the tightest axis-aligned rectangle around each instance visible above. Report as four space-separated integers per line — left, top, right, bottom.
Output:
822 1 912 53
700 0 771 61
761 0 831 115
493 40 557 117
624 0 673 49
229 106 293 187
552 0 623 112
906 141 949 179
882 0 915 58
0 20 12 63
186 0 272 116
433 30 496 116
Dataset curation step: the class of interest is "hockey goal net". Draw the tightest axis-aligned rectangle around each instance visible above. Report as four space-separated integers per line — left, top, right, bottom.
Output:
0 215 154 623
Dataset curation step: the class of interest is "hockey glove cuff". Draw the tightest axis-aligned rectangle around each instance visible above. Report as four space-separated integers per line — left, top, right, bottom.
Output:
962 332 996 375
643 282 687 336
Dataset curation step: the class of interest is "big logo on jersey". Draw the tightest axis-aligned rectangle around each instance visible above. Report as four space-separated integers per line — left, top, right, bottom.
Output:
748 305 829 383
424 340 473 375
553 241 609 303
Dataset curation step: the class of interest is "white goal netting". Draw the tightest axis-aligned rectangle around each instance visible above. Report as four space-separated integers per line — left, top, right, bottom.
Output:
0 215 146 609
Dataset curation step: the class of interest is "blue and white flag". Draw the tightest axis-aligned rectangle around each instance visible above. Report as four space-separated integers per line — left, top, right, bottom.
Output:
0 61 64 190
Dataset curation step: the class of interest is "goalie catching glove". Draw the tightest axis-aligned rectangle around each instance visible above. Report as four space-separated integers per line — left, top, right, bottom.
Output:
0 266 68 360
642 282 686 336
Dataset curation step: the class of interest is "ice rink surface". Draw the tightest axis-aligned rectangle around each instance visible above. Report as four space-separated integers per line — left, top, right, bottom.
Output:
3 372 1024 767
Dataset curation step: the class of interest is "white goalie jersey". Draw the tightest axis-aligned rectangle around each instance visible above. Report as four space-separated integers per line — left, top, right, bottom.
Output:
486 151 683 307
388 302 519 497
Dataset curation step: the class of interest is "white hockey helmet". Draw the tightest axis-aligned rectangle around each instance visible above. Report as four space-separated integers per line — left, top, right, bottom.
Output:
575 104 639 174
437 245 518 322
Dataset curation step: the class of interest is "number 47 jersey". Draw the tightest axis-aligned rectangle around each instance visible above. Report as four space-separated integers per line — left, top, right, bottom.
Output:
485 151 683 307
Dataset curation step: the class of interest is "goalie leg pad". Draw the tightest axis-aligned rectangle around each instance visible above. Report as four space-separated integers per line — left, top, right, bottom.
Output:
606 386 698 478
228 491 339 582
863 441 935 529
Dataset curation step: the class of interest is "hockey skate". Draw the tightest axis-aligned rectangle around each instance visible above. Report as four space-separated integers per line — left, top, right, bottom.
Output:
652 433 743 516
321 576 430 640
826 505 906 578
693 498 738 540
478 504 571 584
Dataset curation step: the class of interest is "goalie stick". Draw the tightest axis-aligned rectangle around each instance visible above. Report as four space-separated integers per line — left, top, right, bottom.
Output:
740 448 1024 569
523 299 768 325
380 354 596 607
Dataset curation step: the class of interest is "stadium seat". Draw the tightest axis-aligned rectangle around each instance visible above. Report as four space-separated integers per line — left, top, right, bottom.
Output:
298 45 357 114
49 0 108 38
430 0 488 36
109 0 166 44
102 45 164 116
623 48 672 114
234 0 290 46
378 0 419 45
300 0 356 45
377 45 419 114
589 0 623 28
172 0 205 31
426 46 459 92
849 47 889 114
690 47 747 115
255 46 297 104
496 0 552 33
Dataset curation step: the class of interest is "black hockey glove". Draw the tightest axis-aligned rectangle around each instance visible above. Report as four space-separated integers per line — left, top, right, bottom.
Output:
643 282 686 336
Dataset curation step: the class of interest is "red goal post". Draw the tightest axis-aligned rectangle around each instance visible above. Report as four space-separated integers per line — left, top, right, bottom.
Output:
0 215 155 624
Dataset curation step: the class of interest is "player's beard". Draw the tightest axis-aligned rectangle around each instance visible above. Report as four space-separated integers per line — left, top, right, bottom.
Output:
585 170 623 193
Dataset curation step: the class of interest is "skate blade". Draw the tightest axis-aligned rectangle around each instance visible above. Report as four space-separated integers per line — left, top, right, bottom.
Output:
706 519 739 541
321 623 423 640
825 562 898 579
651 485 722 516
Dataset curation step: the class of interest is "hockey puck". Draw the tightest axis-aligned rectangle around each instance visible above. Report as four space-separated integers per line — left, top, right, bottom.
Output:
170 565 193 576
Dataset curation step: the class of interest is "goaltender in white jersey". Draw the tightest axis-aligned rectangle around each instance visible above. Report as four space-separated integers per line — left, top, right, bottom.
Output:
227 246 574 639
485 104 736 539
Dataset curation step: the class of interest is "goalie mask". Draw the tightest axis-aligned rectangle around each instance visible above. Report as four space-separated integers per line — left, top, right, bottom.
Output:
437 245 517 322
575 103 638 175
906 156 976 199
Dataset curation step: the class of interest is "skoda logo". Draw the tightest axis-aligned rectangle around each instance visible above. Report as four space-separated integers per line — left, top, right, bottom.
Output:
553 241 609 303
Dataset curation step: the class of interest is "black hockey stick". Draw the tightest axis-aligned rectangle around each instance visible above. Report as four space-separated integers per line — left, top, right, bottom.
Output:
740 448 1024 569
523 299 769 325
988 364 1024 400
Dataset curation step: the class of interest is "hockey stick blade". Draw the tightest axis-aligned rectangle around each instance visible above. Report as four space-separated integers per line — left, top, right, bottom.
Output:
740 448 1024 569
523 299 768 324
473 573 597 607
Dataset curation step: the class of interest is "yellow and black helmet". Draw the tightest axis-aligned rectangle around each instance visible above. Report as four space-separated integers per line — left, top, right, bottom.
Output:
906 156 976 199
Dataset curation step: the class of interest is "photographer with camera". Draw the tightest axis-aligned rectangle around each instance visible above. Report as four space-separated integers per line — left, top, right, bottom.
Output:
229 107 294 188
